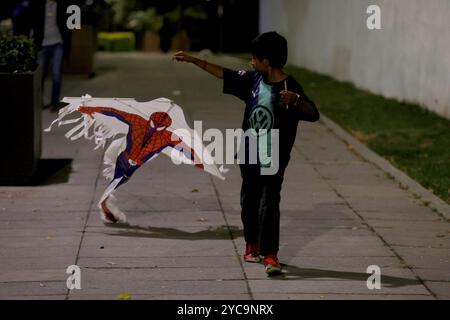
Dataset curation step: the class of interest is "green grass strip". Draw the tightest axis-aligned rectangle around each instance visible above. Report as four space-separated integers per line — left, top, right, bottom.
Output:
286 65 450 204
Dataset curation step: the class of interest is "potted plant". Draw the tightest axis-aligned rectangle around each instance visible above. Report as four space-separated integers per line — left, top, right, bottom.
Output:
64 1 105 76
106 0 137 29
127 8 163 52
0 34 41 183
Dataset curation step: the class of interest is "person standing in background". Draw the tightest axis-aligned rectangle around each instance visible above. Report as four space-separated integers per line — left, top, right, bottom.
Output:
29 0 74 112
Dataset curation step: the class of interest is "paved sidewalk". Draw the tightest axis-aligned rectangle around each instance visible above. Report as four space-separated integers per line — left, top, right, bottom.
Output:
0 53 449 300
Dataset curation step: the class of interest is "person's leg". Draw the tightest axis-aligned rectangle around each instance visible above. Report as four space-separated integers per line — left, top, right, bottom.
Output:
258 170 285 274
38 46 51 105
258 168 286 257
50 43 64 107
240 164 263 246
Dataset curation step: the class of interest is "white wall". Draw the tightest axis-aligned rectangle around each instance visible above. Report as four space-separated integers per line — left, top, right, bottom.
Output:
260 0 450 119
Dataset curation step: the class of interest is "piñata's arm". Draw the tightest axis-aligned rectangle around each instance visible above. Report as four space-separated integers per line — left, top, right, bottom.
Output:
78 106 137 125
170 135 204 170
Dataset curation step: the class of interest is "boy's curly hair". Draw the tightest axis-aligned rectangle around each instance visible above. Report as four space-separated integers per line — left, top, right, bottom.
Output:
251 31 288 69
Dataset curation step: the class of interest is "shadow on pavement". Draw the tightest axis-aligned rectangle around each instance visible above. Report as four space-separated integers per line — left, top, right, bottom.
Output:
104 223 243 240
268 264 421 288
0 158 72 186
35 158 73 185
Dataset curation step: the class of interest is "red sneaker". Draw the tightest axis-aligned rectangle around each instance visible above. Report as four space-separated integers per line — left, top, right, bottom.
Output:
263 255 282 275
244 243 261 263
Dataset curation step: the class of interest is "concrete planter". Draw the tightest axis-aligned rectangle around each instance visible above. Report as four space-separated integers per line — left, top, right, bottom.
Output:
142 31 161 53
63 25 96 75
170 31 191 52
0 65 42 183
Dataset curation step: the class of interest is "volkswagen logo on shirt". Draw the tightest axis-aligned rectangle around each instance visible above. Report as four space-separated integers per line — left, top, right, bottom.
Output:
248 105 274 136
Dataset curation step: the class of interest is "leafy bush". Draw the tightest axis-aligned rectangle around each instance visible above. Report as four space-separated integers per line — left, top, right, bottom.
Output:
97 32 136 52
105 0 137 29
127 8 163 34
0 34 37 73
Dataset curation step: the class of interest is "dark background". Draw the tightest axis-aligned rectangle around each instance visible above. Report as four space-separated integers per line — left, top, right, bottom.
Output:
1 0 260 53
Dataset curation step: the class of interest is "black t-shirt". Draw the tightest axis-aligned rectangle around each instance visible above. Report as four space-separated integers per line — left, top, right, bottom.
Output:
223 68 319 170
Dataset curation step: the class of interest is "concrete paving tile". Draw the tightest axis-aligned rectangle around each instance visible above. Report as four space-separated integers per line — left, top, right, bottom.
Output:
423 281 450 300
413 268 450 282
0 269 68 282
0 219 85 229
68 293 252 300
77 256 240 269
334 185 410 199
75 267 244 283
248 278 429 295
0 256 77 271
344 198 428 213
389 246 450 275
0 295 67 300
67 279 248 296
252 293 434 300
358 209 442 222
0 235 81 249
0 243 79 258
284 256 408 271
78 237 237 258
244 266 418 284
0 281 67 296
0 228 82 238
278 243 395 258
86 210 228 228
376 234 450 249
0 211 87 221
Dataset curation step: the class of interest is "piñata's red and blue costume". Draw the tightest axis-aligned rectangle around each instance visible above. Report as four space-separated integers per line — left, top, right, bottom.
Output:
45 96 224 224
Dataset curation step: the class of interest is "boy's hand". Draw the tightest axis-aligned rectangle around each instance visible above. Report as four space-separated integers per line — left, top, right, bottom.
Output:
280 90 301 106
172 51 197 63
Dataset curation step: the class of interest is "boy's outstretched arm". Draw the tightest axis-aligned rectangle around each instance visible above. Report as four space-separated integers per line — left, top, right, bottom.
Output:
172 51 224 79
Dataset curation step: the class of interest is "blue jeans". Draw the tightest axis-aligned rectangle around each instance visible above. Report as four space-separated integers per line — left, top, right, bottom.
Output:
38 43 64 106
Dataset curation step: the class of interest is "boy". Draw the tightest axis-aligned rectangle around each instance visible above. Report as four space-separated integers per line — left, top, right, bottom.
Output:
173 32 320 275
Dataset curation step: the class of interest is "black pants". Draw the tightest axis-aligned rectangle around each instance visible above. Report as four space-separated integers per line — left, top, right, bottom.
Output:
240 164 286 256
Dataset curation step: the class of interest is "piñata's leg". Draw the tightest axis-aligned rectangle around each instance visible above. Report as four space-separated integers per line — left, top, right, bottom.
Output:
100 196 119 223
99 178 126 224
99 153 141 224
